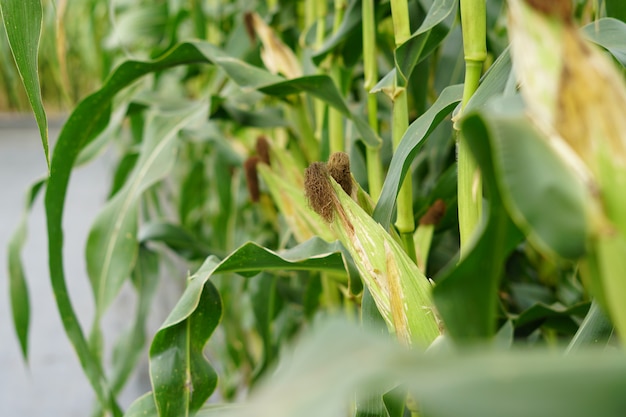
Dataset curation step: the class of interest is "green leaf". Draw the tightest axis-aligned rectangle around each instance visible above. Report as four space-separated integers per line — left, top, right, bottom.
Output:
138 221 212 260
583 18 626 66
7 178 45 361
92 248 161 417
214 103 288 127
124 392 157 417
463 97 588 260
41 38 389 415
113 247 161 386
311 0 365 65
373 84 463 228
513 302 589 332
250 273 279 380
395 0 457 84
108 151 139 199
216 318 626 417
0 0 48 168
604 0 626 24
45 45 216 413
179 159 208 228
433 97 525 343
258 75 380 148
150 276 221 417
566 301 614 353
213 238 351 278
149 237 357 416
87 105 206 319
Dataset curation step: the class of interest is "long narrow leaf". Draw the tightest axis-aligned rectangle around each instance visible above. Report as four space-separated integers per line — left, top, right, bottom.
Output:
583 18 626 66
395 0 457 84
373 85 463 228
207 319 626 417
0 0 48 168
7 178 45 361
43 38 383 415
87 105 206 318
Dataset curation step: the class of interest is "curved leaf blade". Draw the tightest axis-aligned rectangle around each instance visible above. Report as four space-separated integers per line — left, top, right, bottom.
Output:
45 38 382 414
373 84 463 228
7 178 45 361
583 18 626 66
150 237 352 416
374 47 513 229
258 75 380 147
395 0 457 83
215 319 626 417
0 0 48 168
150 279 221 417
45 43 215 416
464 97 588 259
87 106 205 317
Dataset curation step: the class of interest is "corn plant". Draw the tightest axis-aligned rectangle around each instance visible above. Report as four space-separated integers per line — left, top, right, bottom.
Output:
4 0 626 416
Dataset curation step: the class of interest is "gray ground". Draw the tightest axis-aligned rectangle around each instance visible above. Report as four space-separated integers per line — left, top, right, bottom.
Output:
0 116 179 416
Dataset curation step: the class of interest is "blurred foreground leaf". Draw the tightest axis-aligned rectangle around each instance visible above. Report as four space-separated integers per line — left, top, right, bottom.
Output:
214 318 626 417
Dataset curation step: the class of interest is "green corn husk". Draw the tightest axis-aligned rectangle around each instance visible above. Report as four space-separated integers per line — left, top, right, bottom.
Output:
508 0 626 340
305 162 441 347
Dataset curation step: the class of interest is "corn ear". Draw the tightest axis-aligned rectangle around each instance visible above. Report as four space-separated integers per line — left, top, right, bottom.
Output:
304 162 440 347
508 0 626 340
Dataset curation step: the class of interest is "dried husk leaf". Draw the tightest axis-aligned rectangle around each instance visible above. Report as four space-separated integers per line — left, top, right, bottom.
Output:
248 12 302 79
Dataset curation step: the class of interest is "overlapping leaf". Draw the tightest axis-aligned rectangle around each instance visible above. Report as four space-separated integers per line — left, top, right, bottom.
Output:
394 0 457 85
146 237 358 417
373 85 463 228
374 48 513 229
43 38 382 412
206 319 626 417
86 105 206 318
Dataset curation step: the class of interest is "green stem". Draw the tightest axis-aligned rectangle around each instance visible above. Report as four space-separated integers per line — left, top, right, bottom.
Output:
389 0 415 256
457 130 481 251
390 0 411 45
328 0 348 154
313 0 327 144
362 0 383 201
329 64 345 154
292 97 318 162
321 273 340 309
401 231 417 264
304 0 315 29
334 0 347 29
393 88 415 235
458 0 486 254
413 224 434 272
